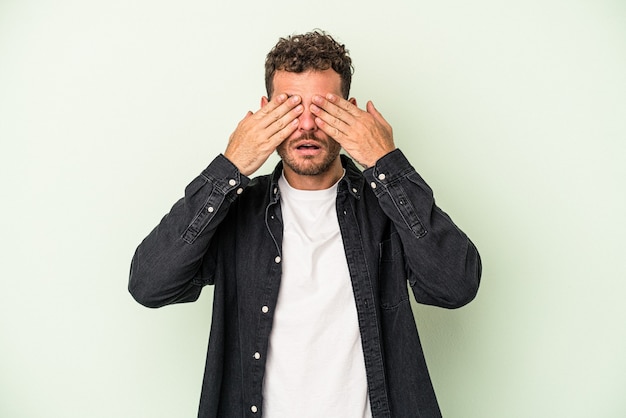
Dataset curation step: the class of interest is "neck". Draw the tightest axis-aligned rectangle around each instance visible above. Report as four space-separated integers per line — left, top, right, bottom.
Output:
282 158 344 190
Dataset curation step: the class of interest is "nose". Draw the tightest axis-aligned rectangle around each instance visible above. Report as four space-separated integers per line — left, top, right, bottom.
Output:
298 104 318 133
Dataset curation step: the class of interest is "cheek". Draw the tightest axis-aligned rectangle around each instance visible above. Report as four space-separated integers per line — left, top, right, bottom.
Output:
328 138 341 153
276 141 287 153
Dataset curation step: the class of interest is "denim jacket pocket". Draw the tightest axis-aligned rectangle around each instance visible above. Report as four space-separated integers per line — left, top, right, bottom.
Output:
378 232 410 309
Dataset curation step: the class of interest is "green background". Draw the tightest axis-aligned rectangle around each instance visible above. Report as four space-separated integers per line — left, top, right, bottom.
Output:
1 0 625 416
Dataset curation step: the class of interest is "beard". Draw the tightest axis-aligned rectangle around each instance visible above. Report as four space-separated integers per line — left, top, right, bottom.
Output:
276 133 341 176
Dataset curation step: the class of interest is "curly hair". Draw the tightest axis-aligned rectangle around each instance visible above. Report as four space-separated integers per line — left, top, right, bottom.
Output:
265 30 353 99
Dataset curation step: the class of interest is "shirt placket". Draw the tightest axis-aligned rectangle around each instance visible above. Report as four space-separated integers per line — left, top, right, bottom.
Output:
247 186 284 416
336 185 392 418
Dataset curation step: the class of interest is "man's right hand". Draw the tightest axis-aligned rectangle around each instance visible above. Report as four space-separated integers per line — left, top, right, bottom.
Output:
224 94 303 176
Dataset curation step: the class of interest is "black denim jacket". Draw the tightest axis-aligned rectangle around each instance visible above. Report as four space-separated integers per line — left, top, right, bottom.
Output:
129 149 481 418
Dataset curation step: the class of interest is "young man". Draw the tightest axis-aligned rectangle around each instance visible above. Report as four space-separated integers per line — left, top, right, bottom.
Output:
129 30 481 418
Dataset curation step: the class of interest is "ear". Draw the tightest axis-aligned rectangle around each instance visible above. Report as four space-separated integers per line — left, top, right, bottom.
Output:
261 96 269 107
349 97 357 107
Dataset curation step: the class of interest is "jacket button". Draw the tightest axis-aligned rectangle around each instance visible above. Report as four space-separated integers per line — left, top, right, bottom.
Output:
261 306 269 313
251 405 258 413
274 256 281 263
253 352 261 360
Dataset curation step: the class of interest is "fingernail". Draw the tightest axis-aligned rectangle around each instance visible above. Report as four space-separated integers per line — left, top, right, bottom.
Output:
310 104 319 113
326 93 335 101
291 95 301 103
312 95 323 104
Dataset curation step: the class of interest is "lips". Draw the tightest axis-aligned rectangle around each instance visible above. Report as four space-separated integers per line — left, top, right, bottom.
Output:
296 143 320 150
293 139 324 156
294 140 322 150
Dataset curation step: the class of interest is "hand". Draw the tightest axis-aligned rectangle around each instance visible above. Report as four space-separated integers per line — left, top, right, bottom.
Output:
224 94 303 176
310 94 395 169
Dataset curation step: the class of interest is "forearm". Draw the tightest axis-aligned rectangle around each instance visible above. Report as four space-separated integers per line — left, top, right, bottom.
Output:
129 154 248 308
365 149 481 308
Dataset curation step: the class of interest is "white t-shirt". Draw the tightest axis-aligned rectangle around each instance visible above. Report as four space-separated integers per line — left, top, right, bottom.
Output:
262 173 372 418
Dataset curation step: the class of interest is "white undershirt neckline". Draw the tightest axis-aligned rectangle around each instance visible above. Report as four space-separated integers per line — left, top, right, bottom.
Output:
262 172 371 418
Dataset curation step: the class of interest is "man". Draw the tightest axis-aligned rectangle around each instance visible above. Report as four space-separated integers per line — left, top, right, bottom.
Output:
129 30 481 418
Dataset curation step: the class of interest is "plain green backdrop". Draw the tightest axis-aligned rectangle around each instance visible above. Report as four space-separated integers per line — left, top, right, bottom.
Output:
1 0 625 416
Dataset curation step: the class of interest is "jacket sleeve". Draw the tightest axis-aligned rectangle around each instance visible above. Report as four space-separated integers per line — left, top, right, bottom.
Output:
364 149 482 308
128 155 249 308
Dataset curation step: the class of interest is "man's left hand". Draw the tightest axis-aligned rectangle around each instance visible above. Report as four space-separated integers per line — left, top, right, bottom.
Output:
311 94 396 169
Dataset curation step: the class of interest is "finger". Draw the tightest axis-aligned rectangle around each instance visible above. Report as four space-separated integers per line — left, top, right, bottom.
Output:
259 94 301 124
311 103 350 135
275 95 303 120
265 103 304 138
260 98 301 136
320 93 362 120
268 117 299 146
314 115 346 144
255 94 293 125
366 100 380 117
366 100 391 128
257 94 286 117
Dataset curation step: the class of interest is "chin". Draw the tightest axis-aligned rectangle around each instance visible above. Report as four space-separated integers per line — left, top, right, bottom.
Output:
280 153 340 177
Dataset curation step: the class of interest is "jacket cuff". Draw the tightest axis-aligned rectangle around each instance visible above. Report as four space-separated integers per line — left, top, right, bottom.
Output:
200 154 250 195
363 149 413 191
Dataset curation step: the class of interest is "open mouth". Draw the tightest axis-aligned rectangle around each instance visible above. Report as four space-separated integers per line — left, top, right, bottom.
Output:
296 144 320 150
294 139 323 151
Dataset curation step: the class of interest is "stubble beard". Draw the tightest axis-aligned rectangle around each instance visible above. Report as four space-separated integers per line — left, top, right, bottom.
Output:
276 134 341 176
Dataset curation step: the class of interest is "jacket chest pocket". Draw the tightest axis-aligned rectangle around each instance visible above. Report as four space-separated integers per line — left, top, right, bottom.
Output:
378 232 410 309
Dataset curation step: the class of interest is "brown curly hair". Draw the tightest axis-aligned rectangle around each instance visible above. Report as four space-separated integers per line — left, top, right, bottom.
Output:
265 30 353 99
